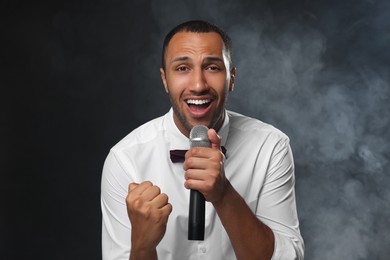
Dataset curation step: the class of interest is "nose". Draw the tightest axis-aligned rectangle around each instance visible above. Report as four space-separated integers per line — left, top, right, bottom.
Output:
190 68 208 94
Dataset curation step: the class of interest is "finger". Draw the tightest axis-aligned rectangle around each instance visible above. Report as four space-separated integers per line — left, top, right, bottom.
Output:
185 168 208 180
208 128 221 150
141 185 162 201
128 181 153 195
185 147 209 160
183 156 208 171
163 203 173 215
150 193 170 208
184 151 223 173
160 203 173 219
185 146 222 161
184 178 205 191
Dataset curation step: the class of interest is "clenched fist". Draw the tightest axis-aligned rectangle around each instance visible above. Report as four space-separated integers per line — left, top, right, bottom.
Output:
126 181 172 259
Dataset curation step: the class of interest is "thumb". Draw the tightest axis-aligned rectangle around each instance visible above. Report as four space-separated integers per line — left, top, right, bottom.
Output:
208 128 221 150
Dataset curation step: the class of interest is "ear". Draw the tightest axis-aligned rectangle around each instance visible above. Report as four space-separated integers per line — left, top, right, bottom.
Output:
229 67 236 92
160 68 169 93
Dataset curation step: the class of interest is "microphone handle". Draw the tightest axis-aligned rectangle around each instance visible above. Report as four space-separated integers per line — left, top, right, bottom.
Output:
188 189 205 240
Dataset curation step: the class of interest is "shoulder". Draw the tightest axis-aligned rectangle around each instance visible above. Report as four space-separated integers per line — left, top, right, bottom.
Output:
111 114 166 154
103 114 168 179
227 110 289 145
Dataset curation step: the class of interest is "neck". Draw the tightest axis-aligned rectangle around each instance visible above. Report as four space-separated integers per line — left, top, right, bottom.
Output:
173 110 226 138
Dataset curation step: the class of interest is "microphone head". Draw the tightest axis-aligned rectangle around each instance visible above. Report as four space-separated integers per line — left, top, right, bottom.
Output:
190 125 211 148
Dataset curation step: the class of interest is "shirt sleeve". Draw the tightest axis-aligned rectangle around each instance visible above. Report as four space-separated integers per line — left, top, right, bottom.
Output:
256 137 304 259
101 151 133 260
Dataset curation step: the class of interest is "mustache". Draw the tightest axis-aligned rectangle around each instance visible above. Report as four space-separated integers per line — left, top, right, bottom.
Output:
183 89 218 99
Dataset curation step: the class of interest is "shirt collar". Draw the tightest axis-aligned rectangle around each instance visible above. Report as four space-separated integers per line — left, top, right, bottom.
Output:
164 108 230 150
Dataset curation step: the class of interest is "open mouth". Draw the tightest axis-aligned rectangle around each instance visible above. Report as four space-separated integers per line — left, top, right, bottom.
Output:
185 99 212 115
187 99 211 107
187 99 211 109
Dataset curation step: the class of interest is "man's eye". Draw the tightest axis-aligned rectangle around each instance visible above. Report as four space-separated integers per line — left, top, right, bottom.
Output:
176 66 189 71
206 66 220 71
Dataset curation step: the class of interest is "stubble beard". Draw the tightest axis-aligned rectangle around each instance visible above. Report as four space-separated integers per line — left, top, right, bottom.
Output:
169 91 228 134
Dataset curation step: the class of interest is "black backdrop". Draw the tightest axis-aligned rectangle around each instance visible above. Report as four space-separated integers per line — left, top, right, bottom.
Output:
2 0 390 259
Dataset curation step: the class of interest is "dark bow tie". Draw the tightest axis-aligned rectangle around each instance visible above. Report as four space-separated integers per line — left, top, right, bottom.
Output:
170 146 227 163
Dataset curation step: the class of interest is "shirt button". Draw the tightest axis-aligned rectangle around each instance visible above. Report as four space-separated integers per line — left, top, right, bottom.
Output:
200 247 207 253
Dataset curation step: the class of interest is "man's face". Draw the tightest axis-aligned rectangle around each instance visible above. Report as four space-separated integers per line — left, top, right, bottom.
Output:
160 32 235 137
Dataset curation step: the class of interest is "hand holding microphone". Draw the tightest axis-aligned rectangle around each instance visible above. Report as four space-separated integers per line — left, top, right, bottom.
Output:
184 126 227 240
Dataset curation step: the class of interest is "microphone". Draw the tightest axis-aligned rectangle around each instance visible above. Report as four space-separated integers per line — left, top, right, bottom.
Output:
188 125 210 240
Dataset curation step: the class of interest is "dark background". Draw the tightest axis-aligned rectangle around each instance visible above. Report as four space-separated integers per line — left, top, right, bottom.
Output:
2 0 390 259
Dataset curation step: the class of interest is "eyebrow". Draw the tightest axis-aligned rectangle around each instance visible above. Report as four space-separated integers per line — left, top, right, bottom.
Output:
204 57 224 63
170 56 224 65
171 56 190 64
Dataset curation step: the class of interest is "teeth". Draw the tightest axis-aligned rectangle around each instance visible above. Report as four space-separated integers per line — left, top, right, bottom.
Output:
187 99 211 105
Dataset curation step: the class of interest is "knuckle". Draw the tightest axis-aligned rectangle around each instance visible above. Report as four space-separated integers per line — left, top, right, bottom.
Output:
184 179 191 189
153 185 161 194
167 203 173 213
141 205 152 219
144 181 153 186
160 193 169 202
132 197 144 209
185 170 191 180
187 157 193 166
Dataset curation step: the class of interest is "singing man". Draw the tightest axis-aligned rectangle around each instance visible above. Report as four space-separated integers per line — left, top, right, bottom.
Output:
101 20 304 260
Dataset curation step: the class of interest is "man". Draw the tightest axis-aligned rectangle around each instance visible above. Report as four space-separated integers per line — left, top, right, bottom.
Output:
101 20 304 260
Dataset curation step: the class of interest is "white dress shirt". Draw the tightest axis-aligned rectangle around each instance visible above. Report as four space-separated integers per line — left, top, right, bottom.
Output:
101 109 304 259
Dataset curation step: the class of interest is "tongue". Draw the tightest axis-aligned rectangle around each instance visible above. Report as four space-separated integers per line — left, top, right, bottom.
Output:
189 104 209 111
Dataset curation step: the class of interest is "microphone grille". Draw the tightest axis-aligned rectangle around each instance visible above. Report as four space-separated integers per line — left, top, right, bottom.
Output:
190 125 210 148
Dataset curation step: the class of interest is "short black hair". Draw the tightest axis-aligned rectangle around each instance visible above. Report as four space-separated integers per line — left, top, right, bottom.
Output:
161 20 233 70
